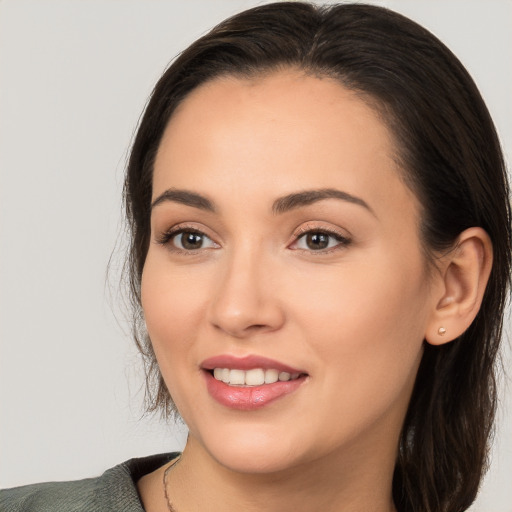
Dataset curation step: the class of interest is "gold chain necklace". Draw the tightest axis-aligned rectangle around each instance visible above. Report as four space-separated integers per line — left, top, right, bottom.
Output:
163 455 182 512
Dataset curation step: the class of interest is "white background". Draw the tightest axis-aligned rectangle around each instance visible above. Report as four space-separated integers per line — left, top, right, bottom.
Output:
1 1 510 510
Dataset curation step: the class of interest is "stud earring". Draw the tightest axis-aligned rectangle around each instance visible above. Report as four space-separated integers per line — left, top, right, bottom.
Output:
438 327 447 336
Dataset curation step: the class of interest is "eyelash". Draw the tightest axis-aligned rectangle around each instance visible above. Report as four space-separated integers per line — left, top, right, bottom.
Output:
156 225 216 253
155 224 351 254
291 225 352 254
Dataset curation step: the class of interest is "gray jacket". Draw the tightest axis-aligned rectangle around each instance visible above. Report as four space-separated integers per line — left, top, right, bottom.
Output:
0 453 177 512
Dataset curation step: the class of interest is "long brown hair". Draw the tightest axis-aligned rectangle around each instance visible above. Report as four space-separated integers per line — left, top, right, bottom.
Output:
123 3 511 511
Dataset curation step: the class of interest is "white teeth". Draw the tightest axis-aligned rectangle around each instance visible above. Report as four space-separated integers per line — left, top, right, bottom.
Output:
229 369 245 385
212 368 301 386
264 369 279 384
245 368 265 386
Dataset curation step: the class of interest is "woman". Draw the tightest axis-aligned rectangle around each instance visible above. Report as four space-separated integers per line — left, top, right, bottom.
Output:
2 2 510 512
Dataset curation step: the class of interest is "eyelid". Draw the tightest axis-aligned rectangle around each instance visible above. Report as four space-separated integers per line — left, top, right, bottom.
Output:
154 221 351 254
155 223 220 251
289 222 352 253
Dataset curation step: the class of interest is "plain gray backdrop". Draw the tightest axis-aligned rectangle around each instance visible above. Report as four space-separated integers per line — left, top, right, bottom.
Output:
1 1 510 510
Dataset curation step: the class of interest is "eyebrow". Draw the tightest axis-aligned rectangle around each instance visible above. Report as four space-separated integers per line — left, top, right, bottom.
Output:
272 188 375 216
151 187 374 216
151 189 215 212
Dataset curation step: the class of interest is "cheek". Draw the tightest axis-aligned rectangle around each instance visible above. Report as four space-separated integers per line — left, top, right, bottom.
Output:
291 251 429 339
140 253 211 369
289 251 430 411
140 253 219 419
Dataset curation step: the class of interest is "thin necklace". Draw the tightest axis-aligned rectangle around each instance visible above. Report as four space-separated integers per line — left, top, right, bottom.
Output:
163 455 182 512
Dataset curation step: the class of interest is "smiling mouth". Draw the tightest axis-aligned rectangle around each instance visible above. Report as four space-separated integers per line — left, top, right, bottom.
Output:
211 368 304 386
201 355 309 408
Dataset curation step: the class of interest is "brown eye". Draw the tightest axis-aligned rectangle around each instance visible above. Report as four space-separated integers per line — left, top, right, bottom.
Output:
291 229 351 252
179 232 204 250
305 232 330 250
171 230 217 251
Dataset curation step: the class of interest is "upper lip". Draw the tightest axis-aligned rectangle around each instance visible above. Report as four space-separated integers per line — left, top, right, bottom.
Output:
201 355 306 374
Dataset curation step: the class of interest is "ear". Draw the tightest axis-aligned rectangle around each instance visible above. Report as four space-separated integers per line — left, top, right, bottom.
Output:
425 227 493 346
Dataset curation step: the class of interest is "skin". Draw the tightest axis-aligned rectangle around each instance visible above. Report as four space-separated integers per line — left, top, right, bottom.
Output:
137 70 486 512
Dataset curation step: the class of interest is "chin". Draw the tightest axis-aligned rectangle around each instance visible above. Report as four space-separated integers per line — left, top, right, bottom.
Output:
191 422 310 475
211 443 303 475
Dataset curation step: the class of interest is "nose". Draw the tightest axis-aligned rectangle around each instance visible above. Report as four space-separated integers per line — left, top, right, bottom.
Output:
207 248 285 339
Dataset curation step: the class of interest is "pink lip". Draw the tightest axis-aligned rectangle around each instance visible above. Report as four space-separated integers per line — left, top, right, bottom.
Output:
204 372 306 410
201 355 308 411
200 354 304 374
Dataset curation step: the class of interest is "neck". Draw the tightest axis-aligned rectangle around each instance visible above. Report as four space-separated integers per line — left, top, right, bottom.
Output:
166 436 397 512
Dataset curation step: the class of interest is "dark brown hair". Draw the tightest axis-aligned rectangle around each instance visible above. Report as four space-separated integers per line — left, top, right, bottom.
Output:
124 3 511 511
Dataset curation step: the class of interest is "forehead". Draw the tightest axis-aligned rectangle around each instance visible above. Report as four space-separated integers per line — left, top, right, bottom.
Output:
152 70 417 220
159 70 394 166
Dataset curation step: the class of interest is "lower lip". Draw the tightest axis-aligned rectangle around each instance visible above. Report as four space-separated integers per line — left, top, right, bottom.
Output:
204 371 306 410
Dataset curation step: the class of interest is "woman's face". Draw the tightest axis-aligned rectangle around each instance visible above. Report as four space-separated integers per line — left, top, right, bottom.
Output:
142 70 437 474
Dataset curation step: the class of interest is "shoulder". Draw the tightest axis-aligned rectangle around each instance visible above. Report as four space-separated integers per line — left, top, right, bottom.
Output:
0 477 98 512
0 453 178 512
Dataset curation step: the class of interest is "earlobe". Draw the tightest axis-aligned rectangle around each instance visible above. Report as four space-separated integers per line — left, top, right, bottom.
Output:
425 227 493 346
